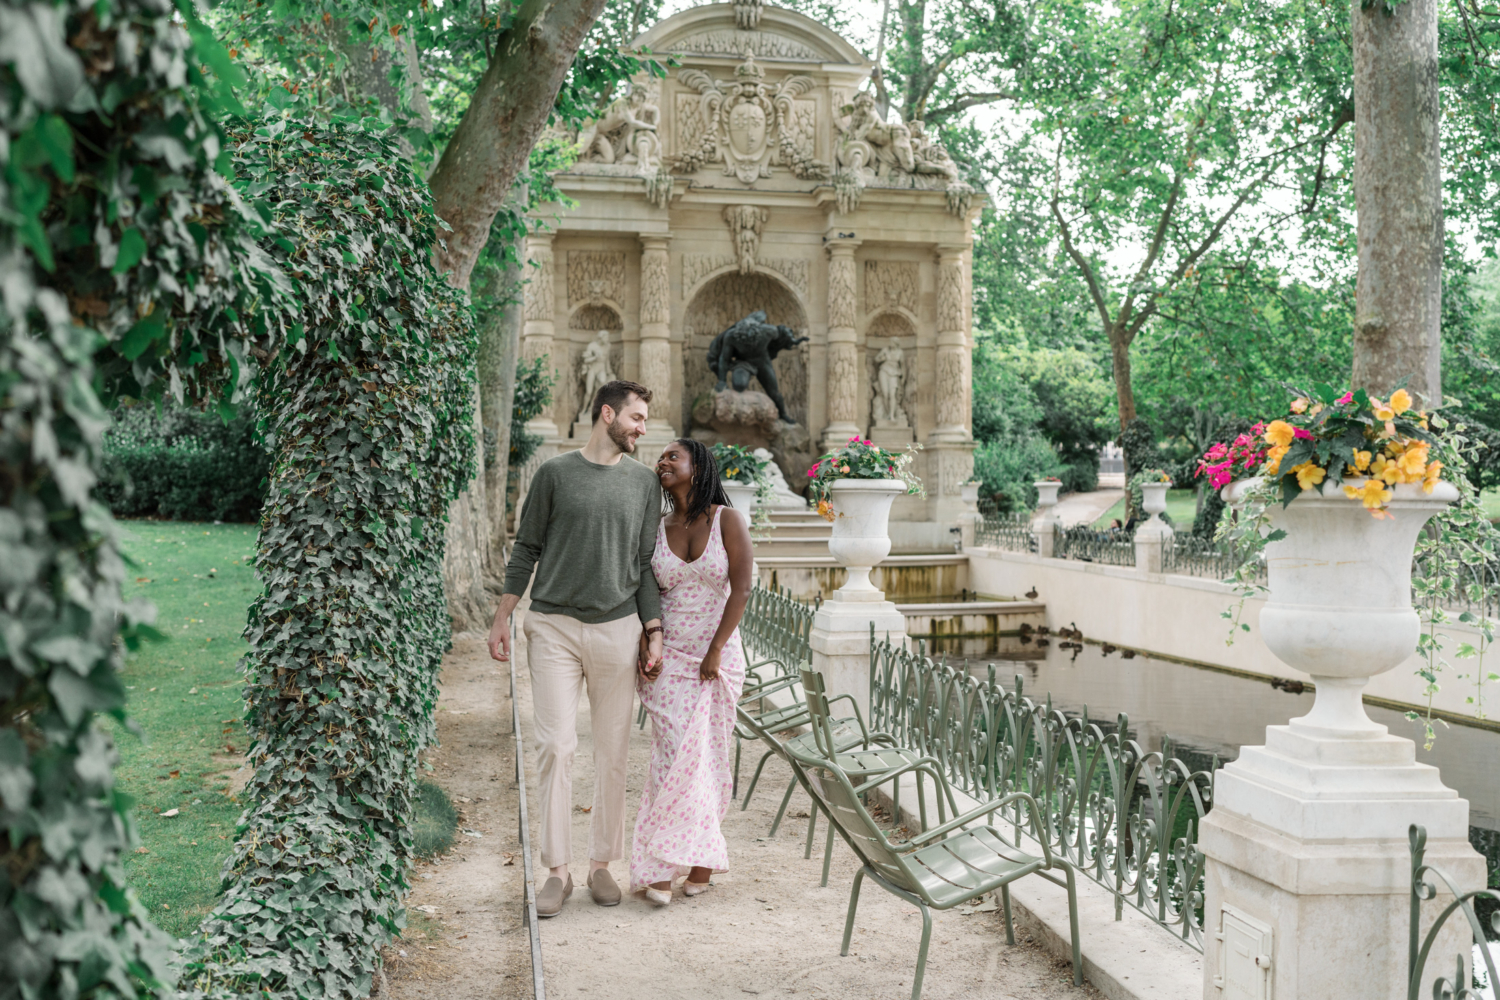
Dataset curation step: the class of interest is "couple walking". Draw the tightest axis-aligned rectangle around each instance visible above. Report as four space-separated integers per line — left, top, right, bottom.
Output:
487 380 754 913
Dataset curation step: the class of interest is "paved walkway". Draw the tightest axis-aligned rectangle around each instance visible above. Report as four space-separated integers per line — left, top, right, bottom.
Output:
382 621 1100 1000
1050 490 1123 528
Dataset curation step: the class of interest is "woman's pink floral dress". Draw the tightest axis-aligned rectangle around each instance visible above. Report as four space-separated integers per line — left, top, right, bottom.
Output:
631 506 747 890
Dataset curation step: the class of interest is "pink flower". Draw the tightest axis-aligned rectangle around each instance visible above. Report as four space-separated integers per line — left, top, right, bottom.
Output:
862 439 872 446
1293 427 1312 440
1250 422 1265 436
1204 443 1228 461
1336 392 1353 405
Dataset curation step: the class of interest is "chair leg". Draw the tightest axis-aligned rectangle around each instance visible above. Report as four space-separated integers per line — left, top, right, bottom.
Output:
915 772 928 830
820 813 836 887
910 903 933 1000
768 776 797 836
732 738 743 799
637 701 647 730
741 750 774 811
804 802 818 859
1064 865 1082 986
840 867 866 956
1000 884 1015 945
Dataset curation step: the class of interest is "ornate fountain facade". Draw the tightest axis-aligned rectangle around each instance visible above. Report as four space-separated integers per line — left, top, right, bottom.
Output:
520 2 981 550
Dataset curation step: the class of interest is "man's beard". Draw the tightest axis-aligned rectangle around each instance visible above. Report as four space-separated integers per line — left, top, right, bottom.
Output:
607 419 636 454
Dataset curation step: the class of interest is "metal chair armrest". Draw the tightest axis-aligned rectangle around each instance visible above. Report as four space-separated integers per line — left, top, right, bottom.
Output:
907 791 1052 864
822 693 871 745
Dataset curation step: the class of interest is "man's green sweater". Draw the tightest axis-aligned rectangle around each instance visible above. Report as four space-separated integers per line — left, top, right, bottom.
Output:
502 450 663 623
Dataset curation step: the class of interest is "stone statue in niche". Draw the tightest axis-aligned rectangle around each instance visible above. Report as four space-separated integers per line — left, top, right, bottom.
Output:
872 342 908 427
752 447 808 508
576 79 661 172
575 330 616 425
707 310 808 424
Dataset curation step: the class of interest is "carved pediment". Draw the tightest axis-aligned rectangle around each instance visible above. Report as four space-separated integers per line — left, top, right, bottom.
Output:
674 53 828 184
669 29 822 61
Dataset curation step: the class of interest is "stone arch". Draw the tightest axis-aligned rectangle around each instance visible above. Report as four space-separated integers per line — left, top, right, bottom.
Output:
567 302 624 331
682 270 813 482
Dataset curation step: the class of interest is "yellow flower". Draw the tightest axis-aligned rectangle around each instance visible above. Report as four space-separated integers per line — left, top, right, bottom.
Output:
1293 461 1326 491
815 499 836 523
727 467 739 477
1372 398 1395 421
1290 398 1310 414
1422 460 1444 494
1352 449 1372 471
1264 420 1296 447
1395 444 1429 481
1263 444 1289 476
1371 454 1400 485
1390 388 1412 414
1344 478 1393 513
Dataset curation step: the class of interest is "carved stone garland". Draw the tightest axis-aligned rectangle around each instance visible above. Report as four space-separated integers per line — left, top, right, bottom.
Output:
522 234 559 435
723 205 768 275
823 242 861 446
934 250 970 434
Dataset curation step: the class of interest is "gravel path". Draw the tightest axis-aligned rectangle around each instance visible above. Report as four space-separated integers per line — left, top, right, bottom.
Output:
382 623 1101 1000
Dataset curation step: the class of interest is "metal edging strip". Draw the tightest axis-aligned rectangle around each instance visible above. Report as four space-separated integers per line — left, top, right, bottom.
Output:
509 612 545 1000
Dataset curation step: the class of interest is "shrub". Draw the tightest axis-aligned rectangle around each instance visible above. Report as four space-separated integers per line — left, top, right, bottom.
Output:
973 436 1063 512
101 403 269 521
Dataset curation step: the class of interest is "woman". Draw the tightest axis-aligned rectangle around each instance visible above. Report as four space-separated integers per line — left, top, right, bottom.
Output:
631 438 754 906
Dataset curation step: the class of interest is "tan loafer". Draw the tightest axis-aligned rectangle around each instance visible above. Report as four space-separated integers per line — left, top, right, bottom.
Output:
587 869 621 906
536 874 572 917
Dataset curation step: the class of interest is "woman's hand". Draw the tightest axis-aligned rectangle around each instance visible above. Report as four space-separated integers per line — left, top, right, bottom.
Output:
698 646 721 682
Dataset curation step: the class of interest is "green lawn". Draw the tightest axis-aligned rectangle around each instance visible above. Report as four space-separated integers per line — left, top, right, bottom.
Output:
111 520 260 937
1092 487 1202 528
1483 490 1500 523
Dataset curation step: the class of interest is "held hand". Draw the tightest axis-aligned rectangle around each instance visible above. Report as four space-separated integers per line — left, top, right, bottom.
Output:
646 632 665 678
488 595 520 661
699 646 721 682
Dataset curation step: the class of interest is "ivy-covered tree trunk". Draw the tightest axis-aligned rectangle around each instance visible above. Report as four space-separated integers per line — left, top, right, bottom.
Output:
1351 0 1443 403
477 255 525 571
183 118 476 1000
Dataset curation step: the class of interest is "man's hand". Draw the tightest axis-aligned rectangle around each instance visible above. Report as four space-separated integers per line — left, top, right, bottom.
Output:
637 620 665 681
698 646 721 683
488 594 521 661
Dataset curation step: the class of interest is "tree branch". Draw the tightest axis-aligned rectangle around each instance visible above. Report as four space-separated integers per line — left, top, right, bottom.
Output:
1300 101 1354 217
428 0 610 288
1049 138 1114 333
924 90 1017 123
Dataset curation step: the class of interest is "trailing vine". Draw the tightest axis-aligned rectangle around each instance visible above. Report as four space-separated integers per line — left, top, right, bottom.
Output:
2 1 274 996
180 105 476 999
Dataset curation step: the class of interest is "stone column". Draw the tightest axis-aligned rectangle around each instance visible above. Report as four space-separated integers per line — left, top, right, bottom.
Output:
521 232 561 440
638 234 676 451
927 245 977 533
821 235 862 451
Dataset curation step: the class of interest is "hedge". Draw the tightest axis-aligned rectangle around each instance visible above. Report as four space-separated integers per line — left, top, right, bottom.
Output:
100 404 270 523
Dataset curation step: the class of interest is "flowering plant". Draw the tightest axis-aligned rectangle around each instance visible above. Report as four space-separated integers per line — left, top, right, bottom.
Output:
1199 384 1441 518
805 437 924 522
710 441 774 535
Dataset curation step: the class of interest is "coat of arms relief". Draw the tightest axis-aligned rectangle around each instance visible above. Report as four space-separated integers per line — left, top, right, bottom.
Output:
673 52 829 184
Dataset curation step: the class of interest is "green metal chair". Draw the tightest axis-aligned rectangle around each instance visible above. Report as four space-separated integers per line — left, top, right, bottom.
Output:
793 751 1083 1000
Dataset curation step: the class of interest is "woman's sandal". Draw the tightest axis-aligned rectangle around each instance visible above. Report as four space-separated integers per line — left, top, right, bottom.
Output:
682 880 711 897
644 885 672 907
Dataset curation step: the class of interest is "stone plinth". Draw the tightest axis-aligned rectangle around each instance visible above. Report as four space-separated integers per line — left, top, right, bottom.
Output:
809 599 905 723
1200 712 1484 1000
692 388 784 451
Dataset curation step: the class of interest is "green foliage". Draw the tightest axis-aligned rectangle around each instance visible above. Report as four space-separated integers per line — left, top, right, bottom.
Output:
409 780 457 860
101 404 269 523
805 439 924 508
710 443 768 488
970 338 1063 509
180 110 476 1000
507 355 555 494
1 0 276 995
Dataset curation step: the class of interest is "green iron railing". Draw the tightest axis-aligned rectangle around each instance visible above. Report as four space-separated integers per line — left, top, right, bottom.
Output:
1407 824 1499 999
1163 534 1266 584
868 632 1214 951
1054 524 1137 566
975 511 1037 553
741 583 814 672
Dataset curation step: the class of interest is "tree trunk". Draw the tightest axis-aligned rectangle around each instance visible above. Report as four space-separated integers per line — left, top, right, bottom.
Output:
335 32 434 132
1351 0 1442 403
477 238 525 576
427 0 611 289
443 385 493 631
1110 325 1136 433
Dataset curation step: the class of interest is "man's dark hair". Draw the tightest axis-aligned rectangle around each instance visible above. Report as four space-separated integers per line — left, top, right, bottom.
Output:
591 379 653 423
666 438 731 525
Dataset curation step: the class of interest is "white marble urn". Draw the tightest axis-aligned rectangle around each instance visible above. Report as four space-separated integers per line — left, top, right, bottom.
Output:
1225 476 1458 736
826 478 906 602
1137 480 1173 539
1033 480 1062 510
720 479 757 521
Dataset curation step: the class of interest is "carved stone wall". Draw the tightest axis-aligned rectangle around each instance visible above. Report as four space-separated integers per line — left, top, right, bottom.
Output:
828 252 857 330
568 305 623 331
937 256 966 334
683 254 808 300
566 251 625 308
640 236 673 427
935 348 969 429
669 29 821 61
865 261 918 314
522 245 554 323
641 249 670 326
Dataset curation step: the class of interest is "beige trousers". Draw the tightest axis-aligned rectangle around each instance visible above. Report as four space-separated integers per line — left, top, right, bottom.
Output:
524 610 641 869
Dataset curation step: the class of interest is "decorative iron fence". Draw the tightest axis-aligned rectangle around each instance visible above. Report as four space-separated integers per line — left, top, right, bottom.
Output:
1163 534 1266 584
975 511 1037 553
1407 823 1499 1000
868 633 1214 951
1054 524 1137 566
741 583 814 672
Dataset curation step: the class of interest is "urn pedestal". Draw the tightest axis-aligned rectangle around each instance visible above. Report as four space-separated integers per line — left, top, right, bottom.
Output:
1135 480 1173 573
1032 481 1062 557
1199 480 1483 1000
810 479 907 720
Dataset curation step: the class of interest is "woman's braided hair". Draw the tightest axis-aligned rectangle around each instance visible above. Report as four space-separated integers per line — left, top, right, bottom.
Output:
668 438 731 525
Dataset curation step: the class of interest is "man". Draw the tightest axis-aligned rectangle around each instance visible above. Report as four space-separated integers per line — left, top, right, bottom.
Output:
488 380 664 916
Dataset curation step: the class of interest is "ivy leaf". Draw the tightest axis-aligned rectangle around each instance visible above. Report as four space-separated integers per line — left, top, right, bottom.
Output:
111 227 146 274
38 113 75 182
119 311 166 360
